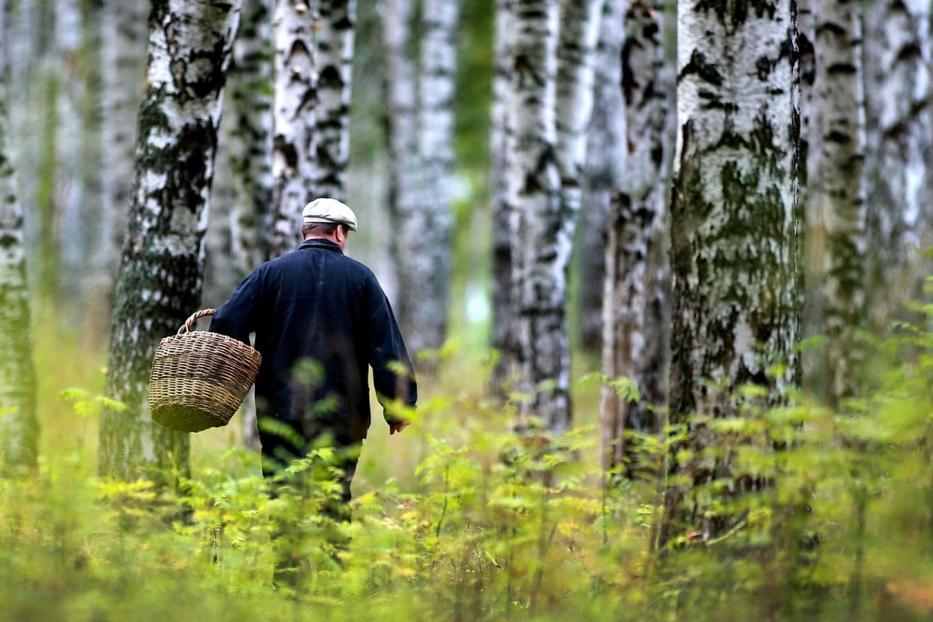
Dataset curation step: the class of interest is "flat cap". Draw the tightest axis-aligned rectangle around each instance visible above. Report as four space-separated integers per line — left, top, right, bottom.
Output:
302 197 358 231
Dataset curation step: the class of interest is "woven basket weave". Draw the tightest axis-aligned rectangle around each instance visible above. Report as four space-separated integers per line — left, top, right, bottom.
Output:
149 309 262 433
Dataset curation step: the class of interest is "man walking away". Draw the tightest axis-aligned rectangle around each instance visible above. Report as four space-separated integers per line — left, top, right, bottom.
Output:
210 197 417 507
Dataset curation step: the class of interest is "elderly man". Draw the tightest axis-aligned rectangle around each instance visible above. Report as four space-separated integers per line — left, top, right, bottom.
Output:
210 198 417 506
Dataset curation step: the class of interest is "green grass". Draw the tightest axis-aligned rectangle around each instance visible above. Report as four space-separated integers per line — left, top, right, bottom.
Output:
2 301 932 621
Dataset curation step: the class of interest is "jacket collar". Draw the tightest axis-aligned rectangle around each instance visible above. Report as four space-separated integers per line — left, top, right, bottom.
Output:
298 238 344 254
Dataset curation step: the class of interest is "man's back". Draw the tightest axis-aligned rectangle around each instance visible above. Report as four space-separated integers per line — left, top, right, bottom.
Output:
210 238 417 441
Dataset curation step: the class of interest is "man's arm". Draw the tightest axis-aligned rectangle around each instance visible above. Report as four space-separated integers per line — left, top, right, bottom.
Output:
365 276 417 432
209 268 263 344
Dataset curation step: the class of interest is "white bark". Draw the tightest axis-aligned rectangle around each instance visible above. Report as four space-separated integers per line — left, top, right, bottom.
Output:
0 0 38 469
101 0 241 479
55 0 85 302
863 0 930 328
490 0 513 384
311 0 356 200
229 0 275 273
556 0 603 357
665 0 800 540
384 0 462 356
813 0 865 402
269 0 319 257
506 0 566 432
555 0 603 224
577 0 627 354
671 0 800 413
600 0 673 473
98 0 149 301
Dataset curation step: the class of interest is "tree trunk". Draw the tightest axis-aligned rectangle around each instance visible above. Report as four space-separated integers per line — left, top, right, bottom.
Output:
664 0 800 543
490 0 513 387
600 0 673 475
228 0 275 274
55 0 86 304
100 0 241 480
98 0 149 306
812 0 865 404
311 0 356 200
798 0 823 392
577 0 631 356
554 0 602 361
268 0 319 258
384 0 461 358
77 0 104 333
506 0 566 433
862 0 929 329
0 0 38 470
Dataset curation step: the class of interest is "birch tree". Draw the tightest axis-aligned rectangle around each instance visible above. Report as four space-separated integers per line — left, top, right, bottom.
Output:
228 0 275 273
664 0 800 542
55 0 85 302
863 0 930 328
100 0 241 479
269 0 319 257
384 0 462 356
0 0 38 470
577 0 628 356
506 0 601 433
311 0 356 200
267 0 356 259
553 0 602 359
600 0 673 474
98 0 149 299
812 0 865 403
490 0 513 386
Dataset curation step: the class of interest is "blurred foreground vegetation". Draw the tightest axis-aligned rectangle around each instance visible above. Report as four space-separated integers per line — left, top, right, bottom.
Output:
1 295 932 621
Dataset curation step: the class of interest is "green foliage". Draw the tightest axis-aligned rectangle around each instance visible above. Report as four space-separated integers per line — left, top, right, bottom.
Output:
2 313 932 620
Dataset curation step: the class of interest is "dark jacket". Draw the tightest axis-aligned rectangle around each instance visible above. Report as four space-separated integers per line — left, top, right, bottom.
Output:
210 238 417 441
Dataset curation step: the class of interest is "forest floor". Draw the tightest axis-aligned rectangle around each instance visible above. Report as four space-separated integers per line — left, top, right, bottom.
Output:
1 306 931 621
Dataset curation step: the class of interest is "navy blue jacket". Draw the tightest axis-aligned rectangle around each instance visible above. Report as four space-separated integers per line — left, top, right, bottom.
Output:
210 238 417 441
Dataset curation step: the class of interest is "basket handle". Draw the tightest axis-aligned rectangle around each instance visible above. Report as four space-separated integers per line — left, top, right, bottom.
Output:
177 308 216 335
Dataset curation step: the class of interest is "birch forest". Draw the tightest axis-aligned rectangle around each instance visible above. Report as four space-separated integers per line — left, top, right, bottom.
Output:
0 0 932 619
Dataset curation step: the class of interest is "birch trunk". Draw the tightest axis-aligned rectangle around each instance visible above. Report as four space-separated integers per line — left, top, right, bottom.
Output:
490 0 513 386
55 0 85 303
228 0 275 273
813 0 865 403
554 0 602 360
798 0 823 391
77 0 104 329
383 0 420 350
664 0 800 542
98 0 149 302
577 0 627 356
600 0 673 474
506 0 567 432
311 0 356 200
0 0 38 470
100 0 241 480
269 0 319 257
863 0 929 328
383 0 461 357
409 0 460 355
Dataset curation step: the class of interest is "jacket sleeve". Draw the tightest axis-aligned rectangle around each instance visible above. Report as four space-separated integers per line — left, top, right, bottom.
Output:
209 268 263 345
365 275 417 419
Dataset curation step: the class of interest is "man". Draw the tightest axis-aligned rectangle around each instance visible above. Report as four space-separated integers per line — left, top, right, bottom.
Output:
210 198 417 506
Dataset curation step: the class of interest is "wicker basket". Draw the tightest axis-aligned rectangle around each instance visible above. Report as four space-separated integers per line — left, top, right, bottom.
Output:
149 309 262 433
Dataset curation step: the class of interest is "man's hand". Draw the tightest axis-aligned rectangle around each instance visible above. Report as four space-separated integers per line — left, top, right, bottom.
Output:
389 420 410 435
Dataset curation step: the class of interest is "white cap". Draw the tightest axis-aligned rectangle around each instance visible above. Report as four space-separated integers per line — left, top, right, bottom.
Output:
301 197 358 231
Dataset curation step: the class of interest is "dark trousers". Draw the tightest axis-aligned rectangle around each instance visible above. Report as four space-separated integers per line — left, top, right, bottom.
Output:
258 422 361 506
259 421 361 589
